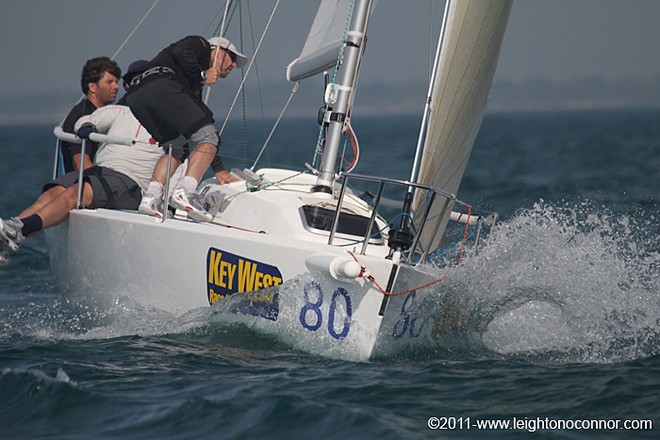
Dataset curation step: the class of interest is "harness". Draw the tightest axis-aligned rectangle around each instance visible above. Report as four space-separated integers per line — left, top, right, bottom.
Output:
128 66 176 88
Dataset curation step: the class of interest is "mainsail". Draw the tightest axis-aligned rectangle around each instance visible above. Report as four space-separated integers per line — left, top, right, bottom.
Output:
286 0 355 82
414 0 513 251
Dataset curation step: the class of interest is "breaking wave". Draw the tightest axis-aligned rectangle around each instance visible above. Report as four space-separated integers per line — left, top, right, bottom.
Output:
421 200 659 362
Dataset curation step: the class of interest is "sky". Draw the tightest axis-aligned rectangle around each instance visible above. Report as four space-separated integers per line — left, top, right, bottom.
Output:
1 0 660 122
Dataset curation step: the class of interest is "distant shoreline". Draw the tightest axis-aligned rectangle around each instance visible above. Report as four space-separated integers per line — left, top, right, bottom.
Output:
3 107 660 129
1 75 659 126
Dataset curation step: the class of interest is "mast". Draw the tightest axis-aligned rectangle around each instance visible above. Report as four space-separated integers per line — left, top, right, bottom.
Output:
312 0 371 193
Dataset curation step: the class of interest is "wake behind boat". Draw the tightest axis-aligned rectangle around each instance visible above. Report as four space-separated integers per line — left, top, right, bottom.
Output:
44 0 512 361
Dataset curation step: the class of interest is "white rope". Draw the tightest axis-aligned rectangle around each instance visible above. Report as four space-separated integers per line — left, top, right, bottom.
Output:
250 81 300 171
111 0 160 60
203 0 232 105
59 0 160 126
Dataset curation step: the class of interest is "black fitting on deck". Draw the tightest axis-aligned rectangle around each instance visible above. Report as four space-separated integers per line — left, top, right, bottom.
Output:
388 191 415 253
387 227 414 252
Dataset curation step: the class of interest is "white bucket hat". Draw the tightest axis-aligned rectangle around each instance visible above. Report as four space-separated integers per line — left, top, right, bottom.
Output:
207 36 248 68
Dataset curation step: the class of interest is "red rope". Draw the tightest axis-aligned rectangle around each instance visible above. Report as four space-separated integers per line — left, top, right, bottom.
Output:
434 204 468 249
339 126 358 170
348 251 447 297
367 274 448 297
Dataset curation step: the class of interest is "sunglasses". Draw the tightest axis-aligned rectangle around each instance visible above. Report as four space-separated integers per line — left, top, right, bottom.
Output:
222 48 237 63
212 45 238 64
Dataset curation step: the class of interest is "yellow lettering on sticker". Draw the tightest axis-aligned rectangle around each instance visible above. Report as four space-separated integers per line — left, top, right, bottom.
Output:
219 260 233 288
209 288 226 305
255 271 264 290
226 263 236 290
238 259 257 292
208 250 223 284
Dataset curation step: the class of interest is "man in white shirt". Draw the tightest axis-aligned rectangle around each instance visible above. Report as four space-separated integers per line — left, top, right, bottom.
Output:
0 104 163 265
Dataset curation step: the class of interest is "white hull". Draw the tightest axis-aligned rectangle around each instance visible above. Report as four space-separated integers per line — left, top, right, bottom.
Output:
45 168 447 361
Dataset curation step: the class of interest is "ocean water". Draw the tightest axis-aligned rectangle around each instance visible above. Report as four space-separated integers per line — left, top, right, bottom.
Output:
0 110 658 439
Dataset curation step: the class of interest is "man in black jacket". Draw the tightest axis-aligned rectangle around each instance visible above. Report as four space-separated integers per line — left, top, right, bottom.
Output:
125 35 247 221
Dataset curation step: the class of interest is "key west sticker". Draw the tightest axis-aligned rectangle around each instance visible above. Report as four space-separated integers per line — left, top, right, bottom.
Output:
206 247 283 304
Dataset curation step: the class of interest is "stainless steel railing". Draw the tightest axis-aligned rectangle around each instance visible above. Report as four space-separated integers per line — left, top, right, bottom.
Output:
332 172 462 264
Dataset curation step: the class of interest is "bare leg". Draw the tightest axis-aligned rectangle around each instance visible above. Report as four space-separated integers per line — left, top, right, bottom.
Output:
37 182 94 229
185 142 217 181
150 155 182 186
18 186 66 218
168 143 216 222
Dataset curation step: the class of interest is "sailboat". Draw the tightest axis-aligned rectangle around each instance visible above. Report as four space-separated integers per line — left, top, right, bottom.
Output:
46 0 512 361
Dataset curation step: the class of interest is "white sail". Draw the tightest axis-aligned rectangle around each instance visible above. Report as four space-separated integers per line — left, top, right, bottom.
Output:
414 0 513 251
286 0 356 81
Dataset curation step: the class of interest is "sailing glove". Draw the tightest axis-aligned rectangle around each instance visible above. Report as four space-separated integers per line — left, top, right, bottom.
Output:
76 123 96 140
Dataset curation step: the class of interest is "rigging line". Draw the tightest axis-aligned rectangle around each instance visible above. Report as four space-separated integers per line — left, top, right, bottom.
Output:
59 0 160 126
368 274 448 297
221 170 310 202
218 0 281 138
238 2 249 168
203 0 232 105
111 0 160 60
219 0 232 37
346 252 448 296
225 0 242 35
250 81 300 171
210 0 238 38
246 0 269 144
408 0 450 189
339 119 359 173
202 5 227 36
427 0 434 84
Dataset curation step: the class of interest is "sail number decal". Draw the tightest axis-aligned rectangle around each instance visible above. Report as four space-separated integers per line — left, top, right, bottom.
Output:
206 247 283 304
392 291 425 339
300 281 353 340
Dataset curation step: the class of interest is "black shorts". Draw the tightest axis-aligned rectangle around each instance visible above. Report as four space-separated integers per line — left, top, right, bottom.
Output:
126 77 214 146
43 166 142 210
